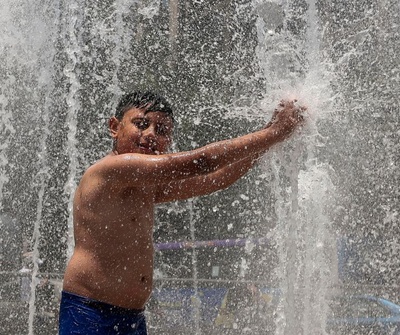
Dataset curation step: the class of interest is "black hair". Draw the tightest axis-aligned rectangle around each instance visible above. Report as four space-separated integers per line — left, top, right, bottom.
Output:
115 91 174 121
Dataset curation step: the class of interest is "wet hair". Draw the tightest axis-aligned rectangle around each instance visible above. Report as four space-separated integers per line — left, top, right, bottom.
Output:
115 91 173 121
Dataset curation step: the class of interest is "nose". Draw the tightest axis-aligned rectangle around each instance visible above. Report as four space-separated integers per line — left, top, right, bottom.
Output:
142 125 156 141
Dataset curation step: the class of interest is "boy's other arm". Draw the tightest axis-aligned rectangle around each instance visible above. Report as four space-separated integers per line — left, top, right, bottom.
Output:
155 153 260 203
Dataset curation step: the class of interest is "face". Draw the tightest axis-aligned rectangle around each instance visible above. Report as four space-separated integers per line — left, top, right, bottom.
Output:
110 108 173 155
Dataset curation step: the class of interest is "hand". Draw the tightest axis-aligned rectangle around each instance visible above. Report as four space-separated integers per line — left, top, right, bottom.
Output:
264 100 305 140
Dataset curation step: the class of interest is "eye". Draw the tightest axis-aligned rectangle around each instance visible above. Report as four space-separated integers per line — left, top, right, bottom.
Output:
134 119 149 130
156 124 170 136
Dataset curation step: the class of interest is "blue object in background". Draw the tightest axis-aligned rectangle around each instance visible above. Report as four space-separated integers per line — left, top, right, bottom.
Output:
327 295 400 335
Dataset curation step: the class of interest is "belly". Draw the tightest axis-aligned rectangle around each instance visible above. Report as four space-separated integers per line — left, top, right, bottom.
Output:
63 246 154 309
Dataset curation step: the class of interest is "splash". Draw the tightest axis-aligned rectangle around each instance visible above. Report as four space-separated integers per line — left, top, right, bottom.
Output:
254 0 339 334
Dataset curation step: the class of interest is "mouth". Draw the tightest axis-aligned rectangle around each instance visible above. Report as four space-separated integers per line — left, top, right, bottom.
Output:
138 144 157 155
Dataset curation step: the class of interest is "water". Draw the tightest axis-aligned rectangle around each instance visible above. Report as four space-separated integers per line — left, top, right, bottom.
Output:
0 0 399 334
255 1 338 333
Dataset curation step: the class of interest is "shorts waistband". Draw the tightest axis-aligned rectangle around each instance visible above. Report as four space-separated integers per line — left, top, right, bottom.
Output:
61 291 145 316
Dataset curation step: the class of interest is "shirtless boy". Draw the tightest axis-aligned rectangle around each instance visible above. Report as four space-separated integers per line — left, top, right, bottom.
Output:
59 91 304 334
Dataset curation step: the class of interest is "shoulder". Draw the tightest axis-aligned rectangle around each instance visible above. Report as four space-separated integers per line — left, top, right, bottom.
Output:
85 153 141 177
80 156 111 181
75 157 127 200
80 152 162 189
77 155 120 191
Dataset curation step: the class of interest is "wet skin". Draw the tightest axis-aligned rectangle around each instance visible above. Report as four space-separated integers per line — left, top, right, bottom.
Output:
62 101 304 309
63 109 173 308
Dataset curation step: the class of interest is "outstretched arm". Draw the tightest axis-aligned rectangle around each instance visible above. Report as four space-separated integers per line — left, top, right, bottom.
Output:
155 153 261 203
155 100 305 202
95 100 304 188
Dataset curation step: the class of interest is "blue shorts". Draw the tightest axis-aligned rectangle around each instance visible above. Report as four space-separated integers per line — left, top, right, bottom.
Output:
59 291 147 335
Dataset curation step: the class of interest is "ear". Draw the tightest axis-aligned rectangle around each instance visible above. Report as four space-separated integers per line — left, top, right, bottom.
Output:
109 116 120 139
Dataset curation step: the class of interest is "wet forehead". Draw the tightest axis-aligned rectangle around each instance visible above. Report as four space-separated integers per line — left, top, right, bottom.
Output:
124 108 173 126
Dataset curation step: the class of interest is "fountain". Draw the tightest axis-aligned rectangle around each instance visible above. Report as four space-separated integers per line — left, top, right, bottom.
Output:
0 0 399 334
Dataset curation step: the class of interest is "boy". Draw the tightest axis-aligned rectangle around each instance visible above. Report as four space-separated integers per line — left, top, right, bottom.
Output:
59 91 305 334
